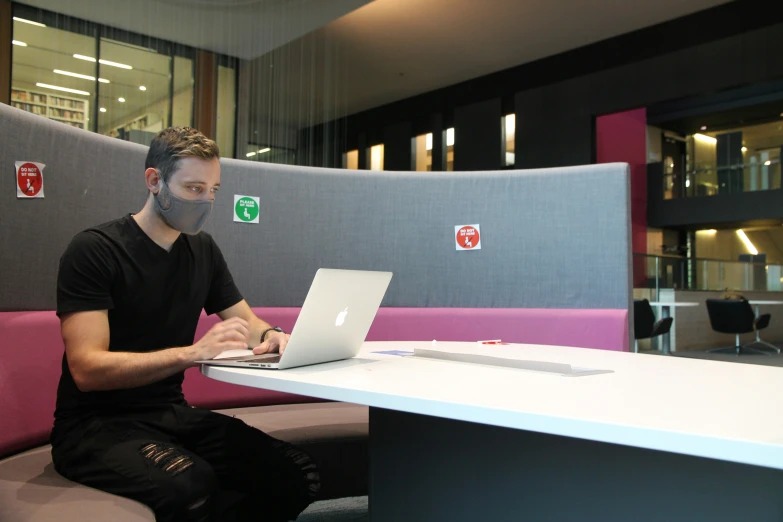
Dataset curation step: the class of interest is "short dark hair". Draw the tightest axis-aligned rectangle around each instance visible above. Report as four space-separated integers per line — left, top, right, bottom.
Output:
145 127 220 183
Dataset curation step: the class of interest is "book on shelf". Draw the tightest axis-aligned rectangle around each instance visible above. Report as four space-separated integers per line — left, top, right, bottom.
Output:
12 102 46 115
12 87 88 129
11 89 47 104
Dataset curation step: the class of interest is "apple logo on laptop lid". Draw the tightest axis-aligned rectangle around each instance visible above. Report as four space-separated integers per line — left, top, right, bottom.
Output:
335 307 348 326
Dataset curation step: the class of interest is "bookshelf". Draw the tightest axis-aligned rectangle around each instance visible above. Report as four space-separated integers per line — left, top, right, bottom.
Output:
106 113 162 139
11 88 89 130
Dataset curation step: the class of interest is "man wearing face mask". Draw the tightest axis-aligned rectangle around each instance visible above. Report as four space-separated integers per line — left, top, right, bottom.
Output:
50 127 319 522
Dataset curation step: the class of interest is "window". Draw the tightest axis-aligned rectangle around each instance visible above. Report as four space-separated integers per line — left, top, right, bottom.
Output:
97 38 171 143
245 144 295 164
343 150 359 169
368 144 384 171
171 56 194 128
443 128 454 171
10 5 205 146
11 16 98 131
502 114 515 166
412 133 433 171
216 59 238 158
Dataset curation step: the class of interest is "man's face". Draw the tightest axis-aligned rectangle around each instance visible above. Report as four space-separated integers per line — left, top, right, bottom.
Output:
166 157 221 201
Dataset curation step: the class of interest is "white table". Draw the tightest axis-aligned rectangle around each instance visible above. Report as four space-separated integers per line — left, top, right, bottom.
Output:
647 301 699 354
202 341 783 521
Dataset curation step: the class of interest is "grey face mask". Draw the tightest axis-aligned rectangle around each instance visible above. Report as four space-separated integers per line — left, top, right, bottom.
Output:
154 177 213 235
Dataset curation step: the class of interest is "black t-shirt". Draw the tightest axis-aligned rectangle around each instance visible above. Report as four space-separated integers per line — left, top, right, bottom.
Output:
53 214 243 424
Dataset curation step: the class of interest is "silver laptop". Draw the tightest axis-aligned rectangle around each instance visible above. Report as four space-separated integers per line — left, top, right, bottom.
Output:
198 268 392 370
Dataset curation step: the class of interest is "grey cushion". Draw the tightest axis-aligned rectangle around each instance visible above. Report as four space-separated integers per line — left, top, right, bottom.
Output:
0 445 155 522
0 402 369 521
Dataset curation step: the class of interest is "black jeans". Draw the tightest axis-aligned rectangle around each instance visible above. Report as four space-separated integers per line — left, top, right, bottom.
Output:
51 403 320 522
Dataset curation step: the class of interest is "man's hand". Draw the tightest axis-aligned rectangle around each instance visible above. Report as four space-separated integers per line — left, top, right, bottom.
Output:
252 331 290 356
191 317 250 361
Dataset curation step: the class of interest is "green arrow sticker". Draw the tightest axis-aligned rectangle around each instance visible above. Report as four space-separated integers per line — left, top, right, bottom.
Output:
233 195 260 224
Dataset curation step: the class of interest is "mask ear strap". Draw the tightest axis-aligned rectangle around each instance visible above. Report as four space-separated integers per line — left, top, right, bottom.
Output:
154 174 172 211
153 170 165 194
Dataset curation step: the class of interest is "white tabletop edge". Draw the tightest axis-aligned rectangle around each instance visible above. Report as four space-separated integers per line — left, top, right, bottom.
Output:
201 361 783 471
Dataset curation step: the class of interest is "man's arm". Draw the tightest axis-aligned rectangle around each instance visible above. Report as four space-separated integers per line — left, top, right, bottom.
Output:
62 310 250 392
218 299 290 355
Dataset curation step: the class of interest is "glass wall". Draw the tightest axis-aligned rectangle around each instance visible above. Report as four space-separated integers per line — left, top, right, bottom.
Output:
661 120 783 198
216 58 238 158
9 5 232 150
97 38 171 144
443 128 455 171
368 144 384 171
11 16 98 131
412 133 433 171
245 143 295 164
342 150 359 169
502 114 515 166
172 56 194 128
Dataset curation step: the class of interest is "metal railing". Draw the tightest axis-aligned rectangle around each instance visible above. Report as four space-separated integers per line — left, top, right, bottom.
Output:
662 161 781 199
633 253 783 293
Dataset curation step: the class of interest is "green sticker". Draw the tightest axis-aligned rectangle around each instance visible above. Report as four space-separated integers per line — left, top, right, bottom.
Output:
234 195 259 223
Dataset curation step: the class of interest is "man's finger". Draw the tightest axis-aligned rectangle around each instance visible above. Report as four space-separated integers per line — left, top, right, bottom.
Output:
252 341 271 355
277 335 289 355
229 323 250 339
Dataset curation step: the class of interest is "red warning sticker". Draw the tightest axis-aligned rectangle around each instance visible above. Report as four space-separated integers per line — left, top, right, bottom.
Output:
16 161 45 198
455 224 481 251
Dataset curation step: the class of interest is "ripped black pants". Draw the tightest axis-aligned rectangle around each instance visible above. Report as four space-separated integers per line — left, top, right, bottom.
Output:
51 404 320 522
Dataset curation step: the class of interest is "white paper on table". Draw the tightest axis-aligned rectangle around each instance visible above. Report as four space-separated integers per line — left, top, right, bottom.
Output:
413 345 613 377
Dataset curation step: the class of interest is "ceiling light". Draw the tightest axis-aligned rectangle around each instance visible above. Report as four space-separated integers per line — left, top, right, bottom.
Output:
258 148 271 154
99 107 107 113
694 133 717 144
246 152 257 157
99 59 132 70
11 40 27 47
73 54 97 63
700 126 707 131
73 54 132 69
741 147 748 152
737 229 758 256
13 17 46 27
118 97 126 103
765 160 772 166
98 78 110 83
139 86 146 91
54 69 95 81
35 83 90 96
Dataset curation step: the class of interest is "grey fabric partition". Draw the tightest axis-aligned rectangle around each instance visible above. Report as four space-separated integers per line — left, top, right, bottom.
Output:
1 103 632 312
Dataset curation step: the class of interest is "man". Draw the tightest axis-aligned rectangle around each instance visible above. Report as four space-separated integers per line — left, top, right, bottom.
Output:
51 127 319 522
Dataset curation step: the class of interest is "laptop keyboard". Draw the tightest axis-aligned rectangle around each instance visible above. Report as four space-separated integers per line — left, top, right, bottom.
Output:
246 354 281 363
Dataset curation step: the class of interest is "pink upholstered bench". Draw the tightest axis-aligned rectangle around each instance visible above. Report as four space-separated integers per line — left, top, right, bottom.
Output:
0 307 627 521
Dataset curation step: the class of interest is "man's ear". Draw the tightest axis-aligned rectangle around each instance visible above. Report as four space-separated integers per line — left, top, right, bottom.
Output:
144 168 161 193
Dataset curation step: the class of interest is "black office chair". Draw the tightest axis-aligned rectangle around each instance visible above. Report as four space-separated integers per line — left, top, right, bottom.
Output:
633 299 674 353
705 298 774 355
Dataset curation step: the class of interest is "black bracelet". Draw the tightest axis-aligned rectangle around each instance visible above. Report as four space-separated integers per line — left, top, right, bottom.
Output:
260 326 284 342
